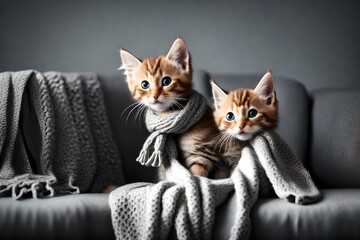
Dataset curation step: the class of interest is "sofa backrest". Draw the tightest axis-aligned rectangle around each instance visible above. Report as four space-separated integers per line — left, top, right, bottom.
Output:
99 74 154 183
310 90 360 188
100 70 360 189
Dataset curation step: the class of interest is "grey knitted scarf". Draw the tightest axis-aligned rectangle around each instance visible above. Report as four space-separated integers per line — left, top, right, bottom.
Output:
0 70 124 199
110 130 321 240
136 90 208 167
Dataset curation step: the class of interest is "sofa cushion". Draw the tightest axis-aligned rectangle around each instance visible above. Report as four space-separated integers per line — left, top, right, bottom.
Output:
200 74 310 162
214 189 360 240
252 189 360 240
3 190 359 240
310 90 360 188
0 194 114 240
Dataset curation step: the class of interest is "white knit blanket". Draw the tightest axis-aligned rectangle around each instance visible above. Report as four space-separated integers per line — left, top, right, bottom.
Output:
109 130 321 240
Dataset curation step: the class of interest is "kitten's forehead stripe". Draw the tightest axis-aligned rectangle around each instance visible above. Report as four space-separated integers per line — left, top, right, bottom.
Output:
241 90 248 106
240 106 246 118
228 90 253 119
147 58 153 75
145 57 161 76
231 89 250 107
153 58 161 75
145 59 151 74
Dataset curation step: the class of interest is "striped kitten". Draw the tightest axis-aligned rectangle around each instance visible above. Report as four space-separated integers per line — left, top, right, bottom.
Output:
120 38 225 179
211 71 278 172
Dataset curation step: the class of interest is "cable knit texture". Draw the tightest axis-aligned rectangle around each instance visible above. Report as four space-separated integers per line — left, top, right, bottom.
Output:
0 70 124 199
136 90 208 167
110 130 321 240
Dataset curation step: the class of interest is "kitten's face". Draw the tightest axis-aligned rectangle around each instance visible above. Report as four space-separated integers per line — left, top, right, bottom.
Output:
120 39 192 112
212 72 278 141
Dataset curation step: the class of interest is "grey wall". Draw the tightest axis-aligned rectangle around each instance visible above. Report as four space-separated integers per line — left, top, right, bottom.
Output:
1 0 359 91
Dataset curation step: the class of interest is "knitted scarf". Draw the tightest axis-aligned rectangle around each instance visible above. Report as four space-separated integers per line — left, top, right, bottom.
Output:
136 90 208 167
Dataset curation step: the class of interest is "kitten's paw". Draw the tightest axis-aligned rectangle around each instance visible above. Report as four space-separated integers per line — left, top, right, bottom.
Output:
103 184 118 193
190 163 209 177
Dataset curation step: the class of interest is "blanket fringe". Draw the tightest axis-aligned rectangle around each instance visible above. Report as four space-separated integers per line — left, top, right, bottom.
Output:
0 177 55 200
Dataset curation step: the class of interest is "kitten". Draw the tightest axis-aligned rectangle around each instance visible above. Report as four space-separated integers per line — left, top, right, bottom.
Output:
120 38 225 179
211 71 278 172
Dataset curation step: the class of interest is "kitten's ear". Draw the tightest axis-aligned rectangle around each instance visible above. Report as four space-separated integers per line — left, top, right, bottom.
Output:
254 71 275 105
119 49 142 76
211 80 227 109
166 38 189 70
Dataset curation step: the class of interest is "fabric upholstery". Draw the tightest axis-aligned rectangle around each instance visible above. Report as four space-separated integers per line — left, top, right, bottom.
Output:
251 189 360 240
1 189 357 240
99 73 153 183
0 194 114 240
215 189 360 240
310 90 360 188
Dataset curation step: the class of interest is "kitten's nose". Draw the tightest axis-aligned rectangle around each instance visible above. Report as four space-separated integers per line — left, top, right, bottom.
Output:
153 95 159 100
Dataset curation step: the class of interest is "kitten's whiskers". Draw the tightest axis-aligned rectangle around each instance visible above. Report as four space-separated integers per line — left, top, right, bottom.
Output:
134 104 147 123
168 99 184 110
212 132 228 152
120 102 144 124
120 102 142 120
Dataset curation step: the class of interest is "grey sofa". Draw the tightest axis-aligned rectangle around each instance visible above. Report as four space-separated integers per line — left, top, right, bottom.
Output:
1 70 359 240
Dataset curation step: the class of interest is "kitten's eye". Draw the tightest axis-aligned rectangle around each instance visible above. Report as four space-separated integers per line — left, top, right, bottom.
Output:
248 109 258 118
226 112 235 121
141 80 150 89
161 76 172 86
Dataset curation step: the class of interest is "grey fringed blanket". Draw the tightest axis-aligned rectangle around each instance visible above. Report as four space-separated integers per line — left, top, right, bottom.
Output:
0 70 124 199
110 130 321 240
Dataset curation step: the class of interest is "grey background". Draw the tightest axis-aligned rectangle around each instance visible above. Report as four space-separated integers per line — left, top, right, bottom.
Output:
1 0 359 91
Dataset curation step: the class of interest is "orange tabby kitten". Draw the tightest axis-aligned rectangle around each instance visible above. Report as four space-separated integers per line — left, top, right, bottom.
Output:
120 38 224 179
211 71 278 172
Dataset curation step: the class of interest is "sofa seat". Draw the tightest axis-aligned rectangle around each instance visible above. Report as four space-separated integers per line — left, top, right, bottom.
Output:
214 189 360 240
0 194 114 240
2 189 359 240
